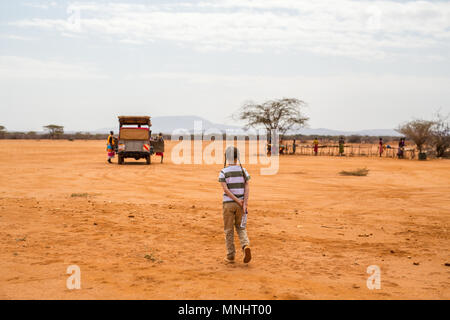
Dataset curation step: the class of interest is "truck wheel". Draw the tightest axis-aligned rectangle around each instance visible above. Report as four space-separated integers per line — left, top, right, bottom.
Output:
146 155 151 165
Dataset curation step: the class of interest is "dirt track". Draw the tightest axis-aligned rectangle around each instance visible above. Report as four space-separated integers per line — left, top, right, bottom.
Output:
0 140 449 299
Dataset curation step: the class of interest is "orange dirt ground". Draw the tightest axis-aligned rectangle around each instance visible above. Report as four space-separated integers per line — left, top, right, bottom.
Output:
0 140 449 299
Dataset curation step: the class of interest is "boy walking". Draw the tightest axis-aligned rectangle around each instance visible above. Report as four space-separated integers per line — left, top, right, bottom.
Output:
218 146 252 264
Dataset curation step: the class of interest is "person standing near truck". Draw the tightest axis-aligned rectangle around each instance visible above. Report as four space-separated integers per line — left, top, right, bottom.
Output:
156 132 164 163
107 131 115 163
218 146 251 264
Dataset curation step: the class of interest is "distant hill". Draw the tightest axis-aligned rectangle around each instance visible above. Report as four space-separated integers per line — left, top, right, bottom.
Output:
95 115 241 134
93 115 401 137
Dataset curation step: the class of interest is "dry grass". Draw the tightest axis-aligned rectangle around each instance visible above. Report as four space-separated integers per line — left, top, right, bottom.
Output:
339 168 369 176
70 193 89 198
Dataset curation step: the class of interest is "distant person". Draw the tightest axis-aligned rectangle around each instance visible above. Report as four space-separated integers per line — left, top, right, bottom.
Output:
156 132 164 163
398 138 405 159
339 136 345 156
279 142 285 155
292 139 297 154
379 138 384 157
218 146 251 264
313 138 319 156
106 131 115 163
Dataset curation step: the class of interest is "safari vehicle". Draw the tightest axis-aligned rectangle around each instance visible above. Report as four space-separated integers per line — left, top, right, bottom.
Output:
117 116 163 165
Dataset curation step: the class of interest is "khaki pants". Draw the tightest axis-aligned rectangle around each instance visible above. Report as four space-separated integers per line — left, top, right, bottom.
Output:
223 202 250 260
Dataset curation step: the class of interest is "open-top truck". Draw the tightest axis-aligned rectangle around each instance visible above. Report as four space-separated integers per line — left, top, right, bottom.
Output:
117 116 164 165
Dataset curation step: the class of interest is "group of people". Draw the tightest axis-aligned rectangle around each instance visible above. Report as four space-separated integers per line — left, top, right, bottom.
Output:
274 138 321 156
297 137 407 158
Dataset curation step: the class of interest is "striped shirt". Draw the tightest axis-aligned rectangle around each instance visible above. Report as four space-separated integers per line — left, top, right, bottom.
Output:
218 165 251 203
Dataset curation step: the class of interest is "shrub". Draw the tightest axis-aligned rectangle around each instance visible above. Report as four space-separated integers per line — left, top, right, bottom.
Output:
339 168 369 176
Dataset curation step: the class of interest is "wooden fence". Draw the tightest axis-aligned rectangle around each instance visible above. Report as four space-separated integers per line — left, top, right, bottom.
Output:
281 142 416 159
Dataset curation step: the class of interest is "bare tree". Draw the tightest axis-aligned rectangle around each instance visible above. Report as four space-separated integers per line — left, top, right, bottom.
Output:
43 125 64 139
431 112 450 158
235 98 309 140
397 120 434 153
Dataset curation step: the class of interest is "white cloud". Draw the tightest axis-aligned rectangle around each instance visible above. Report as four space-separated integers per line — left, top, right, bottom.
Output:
0 56 106 79
10 0 450 60
0 34 34 41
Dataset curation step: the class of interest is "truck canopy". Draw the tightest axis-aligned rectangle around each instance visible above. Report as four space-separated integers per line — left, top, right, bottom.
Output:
119 128 149 140
118 116 151 127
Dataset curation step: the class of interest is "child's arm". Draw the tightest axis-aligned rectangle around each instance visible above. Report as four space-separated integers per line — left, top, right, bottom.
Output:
220 182 243 206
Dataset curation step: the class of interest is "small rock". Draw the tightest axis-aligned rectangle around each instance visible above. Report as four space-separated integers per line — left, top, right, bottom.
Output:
93 222 97 226
352 284 360 289
413 262 420 266
128 215 135 218
407 256 412 259
390 250 395 254
444 263 450 267
191 205 196 209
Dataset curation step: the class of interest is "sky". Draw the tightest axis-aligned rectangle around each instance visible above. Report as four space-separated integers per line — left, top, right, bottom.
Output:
0 0 450 132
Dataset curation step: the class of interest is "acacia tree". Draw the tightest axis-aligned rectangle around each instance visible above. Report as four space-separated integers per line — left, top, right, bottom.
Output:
235 98 309 141
397 120 434 153
431 112 450 157
43 125 64 139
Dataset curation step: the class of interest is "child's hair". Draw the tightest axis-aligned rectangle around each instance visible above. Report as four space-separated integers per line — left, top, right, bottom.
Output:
224 146 247 180
224 146 239 165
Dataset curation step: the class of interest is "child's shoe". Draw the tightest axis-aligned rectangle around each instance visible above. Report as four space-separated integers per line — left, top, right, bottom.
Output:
243 246 252 263
223 257 235 264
